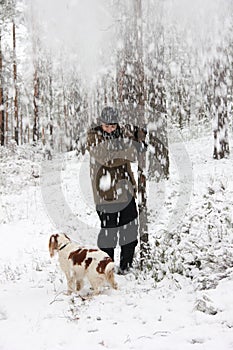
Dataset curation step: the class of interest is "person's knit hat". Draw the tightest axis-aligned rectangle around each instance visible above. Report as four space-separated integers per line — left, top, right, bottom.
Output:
100 107 119 125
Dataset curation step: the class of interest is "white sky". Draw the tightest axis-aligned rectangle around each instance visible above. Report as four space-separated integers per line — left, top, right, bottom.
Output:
163 0 232 53
31 0 115 82
24 0 232 85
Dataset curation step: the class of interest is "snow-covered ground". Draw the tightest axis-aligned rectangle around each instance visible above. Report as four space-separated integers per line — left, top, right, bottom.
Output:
0 136 233 350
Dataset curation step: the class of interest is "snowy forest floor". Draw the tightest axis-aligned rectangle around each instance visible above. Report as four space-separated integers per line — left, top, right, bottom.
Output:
0 136 233 350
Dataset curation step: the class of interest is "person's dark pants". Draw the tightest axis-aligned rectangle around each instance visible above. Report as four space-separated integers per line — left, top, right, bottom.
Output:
96 197 138 271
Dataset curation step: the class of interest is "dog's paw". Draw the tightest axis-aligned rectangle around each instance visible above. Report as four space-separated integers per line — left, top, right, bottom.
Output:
113 282 118 290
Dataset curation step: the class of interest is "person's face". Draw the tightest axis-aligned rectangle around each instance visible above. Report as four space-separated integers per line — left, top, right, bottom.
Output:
102 123 117 134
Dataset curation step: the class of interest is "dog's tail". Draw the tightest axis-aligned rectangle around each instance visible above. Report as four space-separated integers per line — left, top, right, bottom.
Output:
105 261 118 290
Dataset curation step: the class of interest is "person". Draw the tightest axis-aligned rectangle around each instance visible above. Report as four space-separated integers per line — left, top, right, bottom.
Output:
86 106 146 274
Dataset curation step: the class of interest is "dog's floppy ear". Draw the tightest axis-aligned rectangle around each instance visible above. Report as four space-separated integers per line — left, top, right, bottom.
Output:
49 234 59 257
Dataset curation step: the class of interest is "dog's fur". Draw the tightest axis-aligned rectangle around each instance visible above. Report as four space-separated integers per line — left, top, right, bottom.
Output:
49 233 118 295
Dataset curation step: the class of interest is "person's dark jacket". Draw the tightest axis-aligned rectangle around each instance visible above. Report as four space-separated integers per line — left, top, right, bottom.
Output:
86 124 146 207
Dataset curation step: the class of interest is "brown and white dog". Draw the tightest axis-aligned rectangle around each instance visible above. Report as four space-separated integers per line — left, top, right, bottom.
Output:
49 233 118 295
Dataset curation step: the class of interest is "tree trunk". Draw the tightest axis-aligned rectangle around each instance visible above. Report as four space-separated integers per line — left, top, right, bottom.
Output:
147 77 169 181
5 90 8 145
117 0 149 267
213 59 230 159
33 69 39 142
13 21 19 145
20 111 23 145
0 29 5 146
213 107 230 159
134 0 149 267
49 74 53 147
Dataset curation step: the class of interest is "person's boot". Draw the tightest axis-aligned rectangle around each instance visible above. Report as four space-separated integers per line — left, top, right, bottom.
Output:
119 241 137 273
